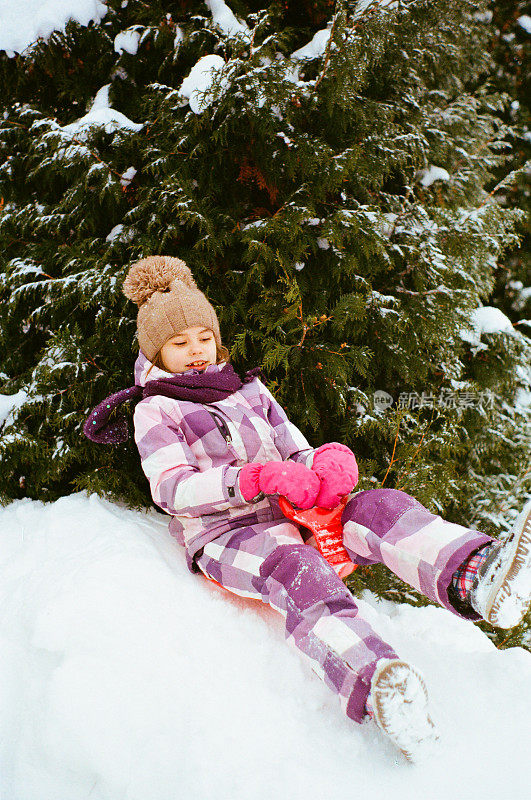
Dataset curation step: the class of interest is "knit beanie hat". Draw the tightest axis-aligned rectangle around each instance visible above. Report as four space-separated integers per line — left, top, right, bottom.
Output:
122 255 221 361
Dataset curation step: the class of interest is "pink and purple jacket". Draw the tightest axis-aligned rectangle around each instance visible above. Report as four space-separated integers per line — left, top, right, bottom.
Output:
133 353 318 570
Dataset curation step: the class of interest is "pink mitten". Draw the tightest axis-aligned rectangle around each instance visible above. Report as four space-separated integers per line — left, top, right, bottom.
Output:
239 463 264 502
311 442 359 509
239 461 320 510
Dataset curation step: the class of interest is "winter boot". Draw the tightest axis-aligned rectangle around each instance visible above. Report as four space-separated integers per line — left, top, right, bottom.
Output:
368 659 439 763
468 497 531 628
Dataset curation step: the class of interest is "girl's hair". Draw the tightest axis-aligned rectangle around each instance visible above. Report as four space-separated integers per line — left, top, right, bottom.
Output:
145 340 230 378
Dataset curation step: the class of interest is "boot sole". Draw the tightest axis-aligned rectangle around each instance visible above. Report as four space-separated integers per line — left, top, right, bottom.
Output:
482 500 531 628
370 659 439 762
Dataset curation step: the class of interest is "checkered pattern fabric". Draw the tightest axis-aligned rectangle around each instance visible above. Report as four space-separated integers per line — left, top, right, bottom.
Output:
341 490 493 619
195 520 399 724
450 545 491 601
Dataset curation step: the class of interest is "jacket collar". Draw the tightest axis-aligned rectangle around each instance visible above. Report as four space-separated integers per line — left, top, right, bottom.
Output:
83 352 261 445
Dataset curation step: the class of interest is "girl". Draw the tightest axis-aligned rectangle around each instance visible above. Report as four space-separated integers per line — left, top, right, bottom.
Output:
84 255 531 762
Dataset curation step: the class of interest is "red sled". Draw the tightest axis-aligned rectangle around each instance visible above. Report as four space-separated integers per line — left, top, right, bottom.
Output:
278 495 357 579
205 495 357 594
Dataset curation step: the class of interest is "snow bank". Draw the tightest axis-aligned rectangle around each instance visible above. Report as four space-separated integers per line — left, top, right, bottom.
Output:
0 492 530 799
0 0 107 57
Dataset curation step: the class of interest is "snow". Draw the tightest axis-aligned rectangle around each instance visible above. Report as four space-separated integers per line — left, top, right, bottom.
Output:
472 307 515 335
517 16 531 34
173 25 184 49
381 212 398 236
276 131 293 147
460 306 515 352
285 24 333 84
119 166 136 187
416 165 450 187
0 0 107 57
1 491 530 799
178 54 230 115
114 27 142 55
205 0 250 40
58 85 143 139
105 224 123 241
240 219 266 231
353 0 398 18
473 10 493 23
291 26 332 62
516 386 531 414
0 390 28 428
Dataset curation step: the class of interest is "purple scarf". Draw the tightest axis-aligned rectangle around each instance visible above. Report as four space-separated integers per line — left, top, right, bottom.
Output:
83 364 262 445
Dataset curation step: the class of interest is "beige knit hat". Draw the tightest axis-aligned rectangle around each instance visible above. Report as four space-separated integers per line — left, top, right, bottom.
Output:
122 255 221 361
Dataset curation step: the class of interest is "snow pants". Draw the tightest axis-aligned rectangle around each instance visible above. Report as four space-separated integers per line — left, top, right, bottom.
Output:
194 488 492 723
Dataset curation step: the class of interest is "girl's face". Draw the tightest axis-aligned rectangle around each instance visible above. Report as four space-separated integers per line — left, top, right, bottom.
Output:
159 326 218 374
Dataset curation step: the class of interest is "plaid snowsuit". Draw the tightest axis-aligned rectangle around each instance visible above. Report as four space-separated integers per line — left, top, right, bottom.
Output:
133 354 492 722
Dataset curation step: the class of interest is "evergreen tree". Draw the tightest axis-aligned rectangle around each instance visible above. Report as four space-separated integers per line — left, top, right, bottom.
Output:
486 1 530 335
1 0 530 649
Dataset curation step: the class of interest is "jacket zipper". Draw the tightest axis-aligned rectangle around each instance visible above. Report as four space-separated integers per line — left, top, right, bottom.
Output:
207 409 232 444
204 408 264 502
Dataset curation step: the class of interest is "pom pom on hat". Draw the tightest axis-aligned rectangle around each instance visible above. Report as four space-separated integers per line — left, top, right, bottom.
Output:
123 255 197 307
